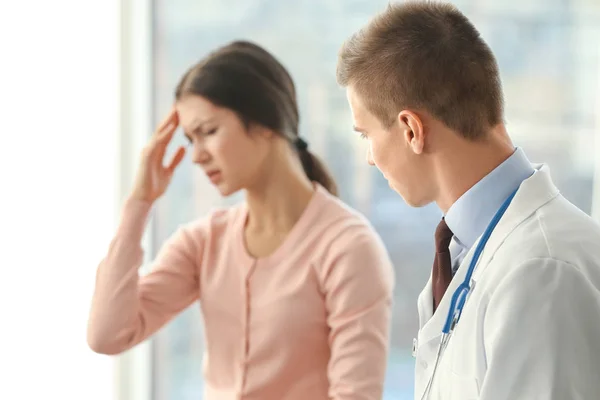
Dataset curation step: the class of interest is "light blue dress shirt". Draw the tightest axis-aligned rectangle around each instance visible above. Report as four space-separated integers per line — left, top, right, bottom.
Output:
444 147 535 271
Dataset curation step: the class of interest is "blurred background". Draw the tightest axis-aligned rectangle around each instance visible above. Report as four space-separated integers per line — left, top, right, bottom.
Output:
1 0 599 399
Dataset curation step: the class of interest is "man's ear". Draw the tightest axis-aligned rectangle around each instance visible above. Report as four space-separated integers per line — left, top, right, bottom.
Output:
398 110 425 154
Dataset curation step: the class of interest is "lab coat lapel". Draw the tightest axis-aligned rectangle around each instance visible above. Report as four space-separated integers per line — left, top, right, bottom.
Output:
414 244 478 400
416 276 433 329
417 243 478 345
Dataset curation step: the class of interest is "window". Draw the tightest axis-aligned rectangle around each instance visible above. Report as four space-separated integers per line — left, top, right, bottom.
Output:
148 1 600 399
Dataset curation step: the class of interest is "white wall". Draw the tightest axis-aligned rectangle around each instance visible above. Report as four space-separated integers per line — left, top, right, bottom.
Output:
0 1 120 399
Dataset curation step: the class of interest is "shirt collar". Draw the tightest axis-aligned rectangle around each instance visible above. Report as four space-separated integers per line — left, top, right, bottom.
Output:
444 147 534 250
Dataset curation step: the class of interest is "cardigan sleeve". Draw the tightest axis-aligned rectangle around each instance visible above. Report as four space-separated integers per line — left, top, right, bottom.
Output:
320 225 395 400
87 198 204 355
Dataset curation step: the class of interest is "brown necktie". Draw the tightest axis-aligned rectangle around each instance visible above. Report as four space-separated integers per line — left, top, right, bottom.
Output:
432 218 454 312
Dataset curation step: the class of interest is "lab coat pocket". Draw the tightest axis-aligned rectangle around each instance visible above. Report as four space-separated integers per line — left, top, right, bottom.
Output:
449 371 480 400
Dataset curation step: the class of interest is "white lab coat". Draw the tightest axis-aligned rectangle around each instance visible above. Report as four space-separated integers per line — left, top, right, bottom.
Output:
414 165 600 400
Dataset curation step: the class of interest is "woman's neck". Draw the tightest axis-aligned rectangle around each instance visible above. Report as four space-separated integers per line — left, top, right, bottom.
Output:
244 156 315 234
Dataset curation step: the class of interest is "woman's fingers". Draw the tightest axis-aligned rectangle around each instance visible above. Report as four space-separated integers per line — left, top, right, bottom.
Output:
156 116 179 144
166 146 186 174
147 109 180 160
155 107 178 136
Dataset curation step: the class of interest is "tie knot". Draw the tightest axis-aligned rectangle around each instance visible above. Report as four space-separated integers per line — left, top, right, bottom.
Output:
435 218 453 253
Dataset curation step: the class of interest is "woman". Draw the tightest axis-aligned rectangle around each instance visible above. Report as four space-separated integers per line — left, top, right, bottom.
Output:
87 40 394 400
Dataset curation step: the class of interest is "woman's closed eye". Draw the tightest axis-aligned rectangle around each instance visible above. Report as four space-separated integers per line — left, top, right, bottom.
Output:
195 126 217 137
185 127 218 145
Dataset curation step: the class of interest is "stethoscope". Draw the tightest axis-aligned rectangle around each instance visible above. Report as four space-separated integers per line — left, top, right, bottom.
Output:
419 187 519 400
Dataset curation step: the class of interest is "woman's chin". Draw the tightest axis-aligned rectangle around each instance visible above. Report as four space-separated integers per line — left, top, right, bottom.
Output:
214 181 239 197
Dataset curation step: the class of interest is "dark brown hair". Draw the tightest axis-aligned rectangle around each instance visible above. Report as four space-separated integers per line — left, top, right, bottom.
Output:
336 1 504 140
175 40 338 195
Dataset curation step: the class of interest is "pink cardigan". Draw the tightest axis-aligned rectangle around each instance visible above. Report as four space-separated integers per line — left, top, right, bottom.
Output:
88 185 395 400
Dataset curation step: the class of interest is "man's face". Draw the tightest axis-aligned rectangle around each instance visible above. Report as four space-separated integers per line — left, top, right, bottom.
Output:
346 86 433 207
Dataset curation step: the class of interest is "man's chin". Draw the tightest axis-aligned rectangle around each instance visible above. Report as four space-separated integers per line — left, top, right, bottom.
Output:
404 198 428 208
389 183 429 208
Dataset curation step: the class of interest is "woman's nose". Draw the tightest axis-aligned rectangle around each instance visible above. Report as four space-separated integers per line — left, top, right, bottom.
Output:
191 141 210 164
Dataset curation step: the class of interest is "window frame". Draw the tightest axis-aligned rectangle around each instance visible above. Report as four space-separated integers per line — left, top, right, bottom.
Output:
115 0 154 399
593 50 600 221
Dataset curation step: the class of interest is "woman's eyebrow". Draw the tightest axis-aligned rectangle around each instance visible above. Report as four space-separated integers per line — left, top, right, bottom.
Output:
184 118 217 135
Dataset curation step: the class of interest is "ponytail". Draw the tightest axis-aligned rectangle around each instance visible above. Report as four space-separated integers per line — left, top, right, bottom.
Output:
297 147 338 196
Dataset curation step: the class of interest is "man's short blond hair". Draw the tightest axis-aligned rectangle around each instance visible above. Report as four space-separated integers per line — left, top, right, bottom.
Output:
337 1 504 140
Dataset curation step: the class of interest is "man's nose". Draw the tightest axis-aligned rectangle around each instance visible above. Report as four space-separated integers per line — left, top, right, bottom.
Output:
366 146 375 166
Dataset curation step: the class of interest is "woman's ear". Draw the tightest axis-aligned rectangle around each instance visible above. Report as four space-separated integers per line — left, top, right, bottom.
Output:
248 122 274 141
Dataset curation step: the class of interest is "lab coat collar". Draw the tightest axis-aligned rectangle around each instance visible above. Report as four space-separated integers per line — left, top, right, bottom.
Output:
415 164 559 356
414 164 559 400
470 163 559 280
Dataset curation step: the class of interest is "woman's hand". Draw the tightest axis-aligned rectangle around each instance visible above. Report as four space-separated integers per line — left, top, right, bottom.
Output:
129 108 186 203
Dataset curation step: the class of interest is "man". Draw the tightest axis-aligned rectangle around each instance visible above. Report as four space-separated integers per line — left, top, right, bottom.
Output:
336 2 600 400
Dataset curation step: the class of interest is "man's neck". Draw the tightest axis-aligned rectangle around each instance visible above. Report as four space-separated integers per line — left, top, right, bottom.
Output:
435 129 515 213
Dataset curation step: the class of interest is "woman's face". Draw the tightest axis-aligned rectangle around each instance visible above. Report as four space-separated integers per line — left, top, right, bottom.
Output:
176 94 272 196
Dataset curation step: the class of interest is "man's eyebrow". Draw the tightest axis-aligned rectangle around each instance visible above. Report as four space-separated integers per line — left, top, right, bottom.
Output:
353 125 367 133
